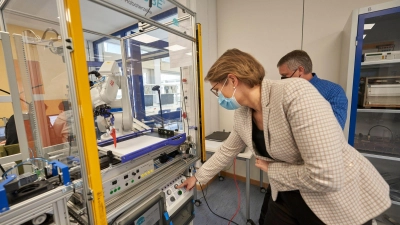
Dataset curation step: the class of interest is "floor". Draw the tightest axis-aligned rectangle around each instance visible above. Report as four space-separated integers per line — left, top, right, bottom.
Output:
193 176 265 225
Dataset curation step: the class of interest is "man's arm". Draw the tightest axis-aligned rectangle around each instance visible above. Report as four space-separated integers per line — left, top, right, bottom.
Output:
329 86 348 130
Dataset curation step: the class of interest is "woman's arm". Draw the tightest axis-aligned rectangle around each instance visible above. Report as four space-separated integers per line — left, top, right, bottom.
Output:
194 126 246 185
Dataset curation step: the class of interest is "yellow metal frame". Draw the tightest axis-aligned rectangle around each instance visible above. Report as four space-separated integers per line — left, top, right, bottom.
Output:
63 0 107 223
196 23 206 163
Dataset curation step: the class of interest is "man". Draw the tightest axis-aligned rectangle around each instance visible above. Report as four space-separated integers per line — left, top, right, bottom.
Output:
259 50 348 225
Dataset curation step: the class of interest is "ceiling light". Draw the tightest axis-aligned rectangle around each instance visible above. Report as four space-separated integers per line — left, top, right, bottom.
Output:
165 45 186 52
186 52 192 56
131 34 160 43
364 23 375 30
363 34 367 39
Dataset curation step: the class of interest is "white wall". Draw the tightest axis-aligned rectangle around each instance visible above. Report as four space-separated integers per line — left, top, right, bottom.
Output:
215 0 390 181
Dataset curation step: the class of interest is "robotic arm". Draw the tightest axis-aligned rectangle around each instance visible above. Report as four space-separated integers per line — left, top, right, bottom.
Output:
90 61 121 145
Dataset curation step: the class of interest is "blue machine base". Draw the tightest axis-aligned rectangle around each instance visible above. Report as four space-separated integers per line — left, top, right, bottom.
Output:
98 132 186 163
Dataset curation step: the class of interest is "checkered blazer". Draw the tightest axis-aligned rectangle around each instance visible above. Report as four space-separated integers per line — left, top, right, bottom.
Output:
196 78 391 225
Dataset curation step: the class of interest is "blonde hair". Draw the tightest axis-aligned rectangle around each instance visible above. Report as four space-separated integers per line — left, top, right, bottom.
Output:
205 49 265 87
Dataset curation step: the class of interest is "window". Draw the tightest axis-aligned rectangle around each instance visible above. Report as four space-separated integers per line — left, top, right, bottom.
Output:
104 42 121 54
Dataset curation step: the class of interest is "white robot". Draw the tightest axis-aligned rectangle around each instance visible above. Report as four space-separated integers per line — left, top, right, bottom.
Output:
89 61 122 142
89 61 150 142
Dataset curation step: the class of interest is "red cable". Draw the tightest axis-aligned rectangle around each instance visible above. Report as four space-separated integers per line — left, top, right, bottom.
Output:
228 158 241 225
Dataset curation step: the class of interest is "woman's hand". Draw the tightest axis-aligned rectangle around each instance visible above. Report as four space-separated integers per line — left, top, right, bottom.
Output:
177 176 197 191
255 158 270 172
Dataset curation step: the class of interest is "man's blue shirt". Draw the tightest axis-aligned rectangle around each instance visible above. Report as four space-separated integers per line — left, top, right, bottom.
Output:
309 73 348 129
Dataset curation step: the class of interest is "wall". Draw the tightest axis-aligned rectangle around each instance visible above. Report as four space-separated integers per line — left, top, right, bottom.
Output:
215 0 390 181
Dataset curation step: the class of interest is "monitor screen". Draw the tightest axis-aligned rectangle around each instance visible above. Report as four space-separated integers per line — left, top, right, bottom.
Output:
144 95 154 107
160 94 174 105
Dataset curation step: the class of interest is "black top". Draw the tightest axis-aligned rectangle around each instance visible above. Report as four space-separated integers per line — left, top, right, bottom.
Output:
253 120 303 210
5 115 18 146
252 120 272 159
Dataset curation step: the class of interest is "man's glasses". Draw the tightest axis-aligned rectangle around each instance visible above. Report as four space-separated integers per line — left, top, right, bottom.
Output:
210 82 219 97
281 68 298 80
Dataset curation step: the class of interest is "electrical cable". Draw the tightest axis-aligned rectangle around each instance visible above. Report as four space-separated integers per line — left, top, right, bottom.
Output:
0 88 10 95
367 125 393 141
145 0 152 17
228 158 241 225
144 7 151 17
199 181 239 225
0 88 30 105
0 164 6 174
2 157 48 179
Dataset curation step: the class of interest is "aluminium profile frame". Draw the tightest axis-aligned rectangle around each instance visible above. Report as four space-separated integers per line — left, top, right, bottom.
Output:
0 32 31 171
88 0 196 42
0 180 82 224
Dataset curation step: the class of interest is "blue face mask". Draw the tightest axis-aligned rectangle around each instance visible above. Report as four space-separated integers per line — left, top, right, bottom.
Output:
218 78 241 110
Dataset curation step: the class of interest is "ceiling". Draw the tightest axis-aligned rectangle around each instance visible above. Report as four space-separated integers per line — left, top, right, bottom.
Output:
2 0 177 41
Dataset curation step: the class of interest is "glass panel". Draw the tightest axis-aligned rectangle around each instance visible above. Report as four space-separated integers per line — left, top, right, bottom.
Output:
2 0 82 181
122 24 195 131
354 11 400 158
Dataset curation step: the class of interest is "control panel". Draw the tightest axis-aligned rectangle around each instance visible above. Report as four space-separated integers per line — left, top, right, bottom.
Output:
103 160 154 200
161 175 193 215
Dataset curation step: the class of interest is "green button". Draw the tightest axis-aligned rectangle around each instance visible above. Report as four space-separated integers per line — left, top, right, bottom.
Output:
114 189 117 192
131 180 134 183
178 190 182 195
110 191 113 194
118 187 121 190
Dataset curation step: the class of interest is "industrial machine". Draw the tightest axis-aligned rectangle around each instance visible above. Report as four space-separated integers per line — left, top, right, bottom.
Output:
0 0 202 224
358 76 400 108
363 51 400 62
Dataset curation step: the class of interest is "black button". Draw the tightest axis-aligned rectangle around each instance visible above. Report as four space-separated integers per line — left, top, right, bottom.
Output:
138 176 141 179
112 180 117 185
124 175 128 179
132 172 136 176
136 169 139 173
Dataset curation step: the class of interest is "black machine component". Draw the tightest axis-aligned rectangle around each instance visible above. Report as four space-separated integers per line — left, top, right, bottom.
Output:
152 85 164 128
93 104 112 118
4 172 38 194
6 180 54 205
157 128 175 136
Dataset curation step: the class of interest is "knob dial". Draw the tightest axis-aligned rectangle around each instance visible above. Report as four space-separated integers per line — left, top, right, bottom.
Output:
170 196 175 202
174 184 178 189
167 190 172 195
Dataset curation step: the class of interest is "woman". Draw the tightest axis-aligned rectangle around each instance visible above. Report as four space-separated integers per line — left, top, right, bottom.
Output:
177 49 390 225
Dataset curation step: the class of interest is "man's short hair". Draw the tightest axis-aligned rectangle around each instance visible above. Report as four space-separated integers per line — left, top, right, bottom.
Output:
277 50 313 74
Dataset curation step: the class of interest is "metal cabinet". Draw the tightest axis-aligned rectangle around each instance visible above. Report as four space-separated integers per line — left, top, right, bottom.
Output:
340 1 400 224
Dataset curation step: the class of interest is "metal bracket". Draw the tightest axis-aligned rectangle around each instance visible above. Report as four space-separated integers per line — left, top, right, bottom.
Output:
66 37 73 51
87 189 94 201
62 183 74 193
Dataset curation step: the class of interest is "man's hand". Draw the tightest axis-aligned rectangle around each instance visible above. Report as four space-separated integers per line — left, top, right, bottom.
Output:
255 158 270 172
177 176 197 191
